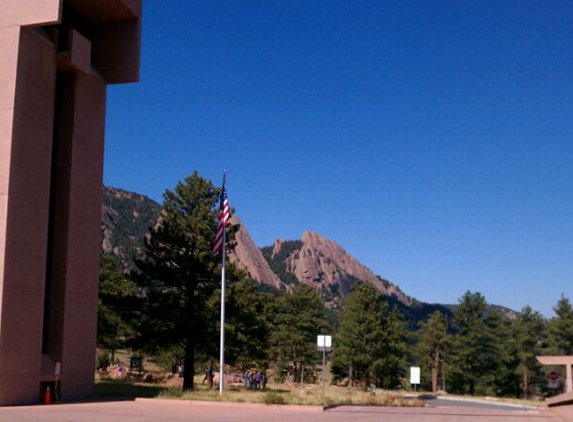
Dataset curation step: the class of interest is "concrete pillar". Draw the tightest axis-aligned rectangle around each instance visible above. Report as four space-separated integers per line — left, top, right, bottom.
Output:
0 25 58 406
567 364 572 393
0 0 141 405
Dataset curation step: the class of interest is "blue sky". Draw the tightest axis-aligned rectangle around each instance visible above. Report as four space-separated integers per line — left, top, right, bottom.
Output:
104 1 573 317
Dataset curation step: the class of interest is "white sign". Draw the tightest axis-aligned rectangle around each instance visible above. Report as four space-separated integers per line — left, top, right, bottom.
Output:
55 362 61 375
317 335 332 348
410 366 421 385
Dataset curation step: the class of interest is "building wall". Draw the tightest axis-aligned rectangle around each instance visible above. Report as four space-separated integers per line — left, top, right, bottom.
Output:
0 26 57 406
0 0 141 405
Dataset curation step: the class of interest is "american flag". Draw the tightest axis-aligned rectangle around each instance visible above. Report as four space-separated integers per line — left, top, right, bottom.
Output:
212 181 229 255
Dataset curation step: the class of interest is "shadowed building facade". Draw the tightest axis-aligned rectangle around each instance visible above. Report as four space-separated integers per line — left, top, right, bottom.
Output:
0 0 141 405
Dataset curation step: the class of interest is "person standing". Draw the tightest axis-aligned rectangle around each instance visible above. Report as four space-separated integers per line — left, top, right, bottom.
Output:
255 371 261 390
249 372 255 390
243 370 249 388
207 360 215 390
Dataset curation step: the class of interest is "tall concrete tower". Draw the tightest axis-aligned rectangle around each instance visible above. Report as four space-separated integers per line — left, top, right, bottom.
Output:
0 0 142 405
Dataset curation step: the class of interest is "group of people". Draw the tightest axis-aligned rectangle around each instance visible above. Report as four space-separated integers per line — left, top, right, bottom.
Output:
243 370 268 391
200 361 269 391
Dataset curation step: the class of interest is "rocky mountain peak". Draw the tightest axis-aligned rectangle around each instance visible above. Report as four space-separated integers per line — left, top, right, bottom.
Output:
286 231 411 306
227 216 282 290
272 239 285 258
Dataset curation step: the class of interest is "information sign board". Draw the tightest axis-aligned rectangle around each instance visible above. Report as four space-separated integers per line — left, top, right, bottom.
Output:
410 366 421 385
317 335 332 352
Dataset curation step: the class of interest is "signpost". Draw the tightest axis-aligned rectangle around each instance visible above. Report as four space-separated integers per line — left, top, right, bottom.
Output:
54 362 61 402
410 366 421 392
317 335 332 397
130 356 142 375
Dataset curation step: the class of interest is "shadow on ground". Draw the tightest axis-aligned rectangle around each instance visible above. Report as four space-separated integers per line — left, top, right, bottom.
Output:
92 380 170 399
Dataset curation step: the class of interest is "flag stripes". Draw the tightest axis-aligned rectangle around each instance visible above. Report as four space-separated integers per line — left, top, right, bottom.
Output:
212 184 229 255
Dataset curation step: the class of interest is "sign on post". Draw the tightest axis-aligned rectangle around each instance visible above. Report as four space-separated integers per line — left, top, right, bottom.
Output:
317 335 332 397
54 362 61 402
130 356 142 374
410 366 421 391
317 335 332 352
548 371 560 389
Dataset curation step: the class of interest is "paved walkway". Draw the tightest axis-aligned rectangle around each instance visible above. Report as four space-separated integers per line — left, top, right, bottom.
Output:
0 399 569 422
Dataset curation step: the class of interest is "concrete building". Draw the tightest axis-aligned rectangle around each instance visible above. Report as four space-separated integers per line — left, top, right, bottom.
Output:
0 0 141 405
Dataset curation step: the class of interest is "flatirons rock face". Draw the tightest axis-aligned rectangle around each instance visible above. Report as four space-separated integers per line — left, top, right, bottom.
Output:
285 231 409 303
265 231 412 307
227 216 282 290
230 227 412 308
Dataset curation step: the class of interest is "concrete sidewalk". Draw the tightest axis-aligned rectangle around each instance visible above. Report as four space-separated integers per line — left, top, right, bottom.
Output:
0 399 567 422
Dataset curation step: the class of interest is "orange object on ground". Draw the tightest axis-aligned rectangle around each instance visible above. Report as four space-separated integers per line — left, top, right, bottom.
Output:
44 386 51 405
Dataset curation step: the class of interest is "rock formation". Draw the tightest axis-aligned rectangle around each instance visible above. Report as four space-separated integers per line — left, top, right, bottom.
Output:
227 216 282 290
274 231 412 306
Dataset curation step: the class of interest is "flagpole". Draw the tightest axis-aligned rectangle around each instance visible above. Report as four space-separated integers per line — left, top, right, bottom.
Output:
219 171 227 395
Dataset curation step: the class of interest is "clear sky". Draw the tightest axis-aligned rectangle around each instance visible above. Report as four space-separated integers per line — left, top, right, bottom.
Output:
104 1 573 317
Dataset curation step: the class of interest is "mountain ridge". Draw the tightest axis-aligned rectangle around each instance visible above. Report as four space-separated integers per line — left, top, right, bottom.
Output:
101 186 161 268
255 231 412 309
100 185 516 324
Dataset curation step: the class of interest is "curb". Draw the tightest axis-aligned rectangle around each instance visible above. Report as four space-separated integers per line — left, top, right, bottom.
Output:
134 397 325 412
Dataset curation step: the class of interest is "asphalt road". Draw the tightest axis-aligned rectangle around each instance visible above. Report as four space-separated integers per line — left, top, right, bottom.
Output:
422 396 538 411
0 399 568 422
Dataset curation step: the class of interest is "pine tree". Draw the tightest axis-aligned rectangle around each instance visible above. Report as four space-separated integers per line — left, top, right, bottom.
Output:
213 278 276 370
97 254 138 363
333 283 407 390
546 295 573 355
514 305 545 397
134 171 233 391
271 284 330 385
414 311 451 393
483 310 520 396
450 291 488 395
376 306 407 389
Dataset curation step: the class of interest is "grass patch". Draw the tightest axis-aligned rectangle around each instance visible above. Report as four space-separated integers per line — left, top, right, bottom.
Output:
263 391 286 405
158 388 184 399
93 376 425 407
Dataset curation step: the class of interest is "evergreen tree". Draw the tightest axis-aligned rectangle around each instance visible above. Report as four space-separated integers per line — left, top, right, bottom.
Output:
211 278 276 370
514 306 545 397
271 284 330 384
414 311 451 393
482 310 520 397
333 283 407 390
376 306 408 389
134 171 233 390
97 254 138 362
450 291 489 395
546 295 573 355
